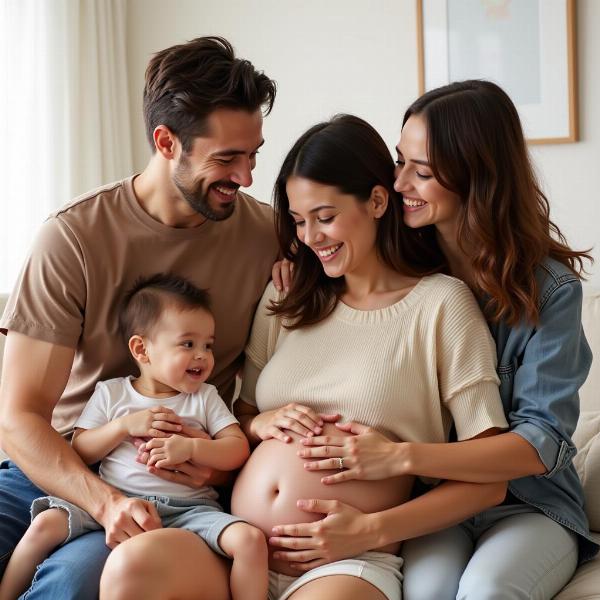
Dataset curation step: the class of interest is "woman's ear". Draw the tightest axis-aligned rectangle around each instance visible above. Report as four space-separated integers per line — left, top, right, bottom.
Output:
129 335 149 364
369 185 389 218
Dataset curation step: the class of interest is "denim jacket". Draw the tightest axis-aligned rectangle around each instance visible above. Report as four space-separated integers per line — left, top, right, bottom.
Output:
488 257 598 563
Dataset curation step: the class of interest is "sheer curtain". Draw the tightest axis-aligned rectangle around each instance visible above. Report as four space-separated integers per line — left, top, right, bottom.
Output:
0 0 133 293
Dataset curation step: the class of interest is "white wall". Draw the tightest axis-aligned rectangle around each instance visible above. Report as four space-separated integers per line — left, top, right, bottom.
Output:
126 0 600 287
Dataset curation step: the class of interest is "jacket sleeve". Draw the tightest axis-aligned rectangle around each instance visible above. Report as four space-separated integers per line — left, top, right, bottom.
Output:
510 279 592 477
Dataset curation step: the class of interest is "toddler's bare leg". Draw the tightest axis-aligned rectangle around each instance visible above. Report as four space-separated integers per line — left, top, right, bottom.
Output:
218 522 268 600
0 508 69 600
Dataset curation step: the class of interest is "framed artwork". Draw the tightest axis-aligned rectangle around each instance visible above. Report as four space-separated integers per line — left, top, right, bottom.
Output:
416 0 578 144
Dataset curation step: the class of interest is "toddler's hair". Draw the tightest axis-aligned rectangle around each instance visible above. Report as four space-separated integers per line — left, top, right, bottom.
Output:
119 273 211 342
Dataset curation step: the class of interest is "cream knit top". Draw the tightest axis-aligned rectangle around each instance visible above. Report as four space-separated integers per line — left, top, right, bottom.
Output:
240 274 508 443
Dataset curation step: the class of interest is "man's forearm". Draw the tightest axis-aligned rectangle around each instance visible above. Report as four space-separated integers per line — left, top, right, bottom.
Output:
2 412 123 521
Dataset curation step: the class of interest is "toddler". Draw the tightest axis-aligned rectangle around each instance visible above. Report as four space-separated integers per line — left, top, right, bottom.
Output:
0 273 267 600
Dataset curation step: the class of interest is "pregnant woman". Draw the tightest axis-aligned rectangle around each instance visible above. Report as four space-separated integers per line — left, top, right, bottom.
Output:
99 114 507 600
276 81 598 600
230 114 509 600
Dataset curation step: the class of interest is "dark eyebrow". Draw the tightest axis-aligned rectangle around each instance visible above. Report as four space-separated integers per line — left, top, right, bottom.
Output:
288 205 336 216
395 148 430 167
213 139 264 158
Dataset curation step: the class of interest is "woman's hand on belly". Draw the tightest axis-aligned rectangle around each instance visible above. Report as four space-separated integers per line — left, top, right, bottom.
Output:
231 424 412 574
300 421 403 484
251 403 340 443
269 498 380 571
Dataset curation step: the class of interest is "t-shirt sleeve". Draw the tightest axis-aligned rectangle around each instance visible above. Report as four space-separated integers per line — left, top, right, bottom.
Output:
0 216 86 348
74 382 110 430
239 281 281 407
435 280 509 440
202 385 239 437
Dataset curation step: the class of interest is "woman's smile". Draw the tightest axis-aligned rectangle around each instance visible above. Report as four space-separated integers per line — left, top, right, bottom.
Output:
314 242 344 262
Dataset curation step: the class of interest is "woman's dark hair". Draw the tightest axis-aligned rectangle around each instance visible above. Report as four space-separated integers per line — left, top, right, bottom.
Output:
403 79 592 326
143 36 276 152
119 273 211 342
272 114 444 329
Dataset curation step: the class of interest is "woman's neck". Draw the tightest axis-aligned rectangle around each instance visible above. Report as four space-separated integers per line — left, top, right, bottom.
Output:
342 258 420 310
436 227 473 285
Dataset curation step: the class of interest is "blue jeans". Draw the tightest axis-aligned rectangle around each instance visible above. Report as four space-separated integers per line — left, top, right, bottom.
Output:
0 460 111 599
401 502 578 600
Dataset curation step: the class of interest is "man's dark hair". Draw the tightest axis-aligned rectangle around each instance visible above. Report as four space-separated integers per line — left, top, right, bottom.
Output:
143 36 276 152
119 273 212 342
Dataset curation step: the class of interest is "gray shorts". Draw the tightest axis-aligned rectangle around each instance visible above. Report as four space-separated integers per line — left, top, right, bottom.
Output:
31 494 244 557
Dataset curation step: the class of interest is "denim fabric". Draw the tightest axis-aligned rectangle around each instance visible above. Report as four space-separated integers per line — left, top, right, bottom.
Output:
402 503 578 600
0 460 110 599
488 257 598 563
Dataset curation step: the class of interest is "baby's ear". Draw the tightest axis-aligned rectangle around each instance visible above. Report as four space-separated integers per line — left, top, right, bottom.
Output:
129 335 149 363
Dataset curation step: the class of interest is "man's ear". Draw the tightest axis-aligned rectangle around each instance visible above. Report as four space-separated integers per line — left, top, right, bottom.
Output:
153 125 178 160
369 185 389 218
129 335 149 364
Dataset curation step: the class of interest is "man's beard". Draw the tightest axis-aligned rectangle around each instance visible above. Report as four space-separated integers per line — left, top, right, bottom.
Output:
173 156 237 221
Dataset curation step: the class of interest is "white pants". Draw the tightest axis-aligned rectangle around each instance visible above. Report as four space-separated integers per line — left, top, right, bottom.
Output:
402 504 578 600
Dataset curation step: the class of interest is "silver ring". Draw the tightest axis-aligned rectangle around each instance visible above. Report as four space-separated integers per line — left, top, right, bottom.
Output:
338 457 344 470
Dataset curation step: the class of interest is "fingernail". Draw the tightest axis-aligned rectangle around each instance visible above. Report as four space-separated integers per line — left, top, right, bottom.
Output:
275 283 281 291
285 287 289 293
315 426 322 434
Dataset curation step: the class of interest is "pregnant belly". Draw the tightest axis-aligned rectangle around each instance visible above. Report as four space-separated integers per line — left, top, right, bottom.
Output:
231 424 413 574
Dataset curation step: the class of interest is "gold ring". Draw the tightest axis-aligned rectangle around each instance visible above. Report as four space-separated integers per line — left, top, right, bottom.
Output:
338 457 344 469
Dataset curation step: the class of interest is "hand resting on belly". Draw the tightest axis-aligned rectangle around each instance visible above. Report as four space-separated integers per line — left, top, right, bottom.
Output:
231 423 413 574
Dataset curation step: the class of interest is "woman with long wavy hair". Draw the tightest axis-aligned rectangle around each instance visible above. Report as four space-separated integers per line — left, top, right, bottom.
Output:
294 80 598 599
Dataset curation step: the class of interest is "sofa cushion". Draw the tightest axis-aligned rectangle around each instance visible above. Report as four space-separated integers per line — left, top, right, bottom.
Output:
573 412 600 532
553 533 600 599
580 290 600 414
0 293 7 377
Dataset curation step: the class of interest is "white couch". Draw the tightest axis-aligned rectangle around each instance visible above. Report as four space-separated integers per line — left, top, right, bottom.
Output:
0 292 599 597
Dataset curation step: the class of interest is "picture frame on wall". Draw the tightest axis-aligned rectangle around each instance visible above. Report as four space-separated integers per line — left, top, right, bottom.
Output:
416 0 578 144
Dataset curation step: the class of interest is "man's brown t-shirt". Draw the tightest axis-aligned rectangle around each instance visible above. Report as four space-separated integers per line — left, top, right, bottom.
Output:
0 176 279 436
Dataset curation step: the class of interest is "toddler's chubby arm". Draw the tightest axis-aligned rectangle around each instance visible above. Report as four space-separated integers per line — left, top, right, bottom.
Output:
145 424 250 472
72 406 183 465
